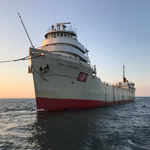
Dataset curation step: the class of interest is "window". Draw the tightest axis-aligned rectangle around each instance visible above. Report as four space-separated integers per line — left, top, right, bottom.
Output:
54 33 56 38
60 32 63 36
57 32 59 37
51 33 54 38
64 33 67 36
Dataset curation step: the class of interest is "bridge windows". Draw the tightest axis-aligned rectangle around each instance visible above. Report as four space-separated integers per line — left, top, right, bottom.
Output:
47 32 74 39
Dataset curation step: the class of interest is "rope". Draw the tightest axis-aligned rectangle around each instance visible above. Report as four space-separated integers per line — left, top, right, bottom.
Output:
33 67 77 79
0 55 42 63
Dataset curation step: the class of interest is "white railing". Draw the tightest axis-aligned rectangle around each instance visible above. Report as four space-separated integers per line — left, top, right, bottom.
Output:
46 25 77 35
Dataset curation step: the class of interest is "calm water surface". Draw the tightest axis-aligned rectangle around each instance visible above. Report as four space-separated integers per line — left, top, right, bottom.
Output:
0 97 150 150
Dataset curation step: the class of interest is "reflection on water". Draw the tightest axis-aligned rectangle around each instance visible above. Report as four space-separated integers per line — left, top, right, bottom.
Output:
32 110 102 150
0 98 150 150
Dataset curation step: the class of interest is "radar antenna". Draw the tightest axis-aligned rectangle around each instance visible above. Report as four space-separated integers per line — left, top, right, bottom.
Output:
56 22 71 26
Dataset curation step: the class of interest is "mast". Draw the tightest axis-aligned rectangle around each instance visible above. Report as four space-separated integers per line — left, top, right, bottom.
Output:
18 13 34 48
123 65 125 78
123 65 126 82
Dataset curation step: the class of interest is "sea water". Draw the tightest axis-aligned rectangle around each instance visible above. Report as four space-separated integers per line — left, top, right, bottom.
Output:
0 97 150 150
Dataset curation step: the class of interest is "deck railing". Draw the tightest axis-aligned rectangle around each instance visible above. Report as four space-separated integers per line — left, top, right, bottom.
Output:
46 25 77 35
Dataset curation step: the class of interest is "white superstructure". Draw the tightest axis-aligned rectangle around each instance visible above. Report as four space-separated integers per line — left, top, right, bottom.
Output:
37 22 89 63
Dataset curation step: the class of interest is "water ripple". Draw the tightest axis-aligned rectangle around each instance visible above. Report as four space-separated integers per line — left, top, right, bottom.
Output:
0 97 150 149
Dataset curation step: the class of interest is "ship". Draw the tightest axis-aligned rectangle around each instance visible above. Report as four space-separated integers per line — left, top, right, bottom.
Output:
28 22 135 112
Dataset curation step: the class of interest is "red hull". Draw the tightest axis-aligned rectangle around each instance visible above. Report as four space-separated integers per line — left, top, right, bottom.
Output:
36 97 134 111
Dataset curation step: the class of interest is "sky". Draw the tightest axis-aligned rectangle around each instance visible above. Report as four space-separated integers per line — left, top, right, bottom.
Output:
0 0 150 98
